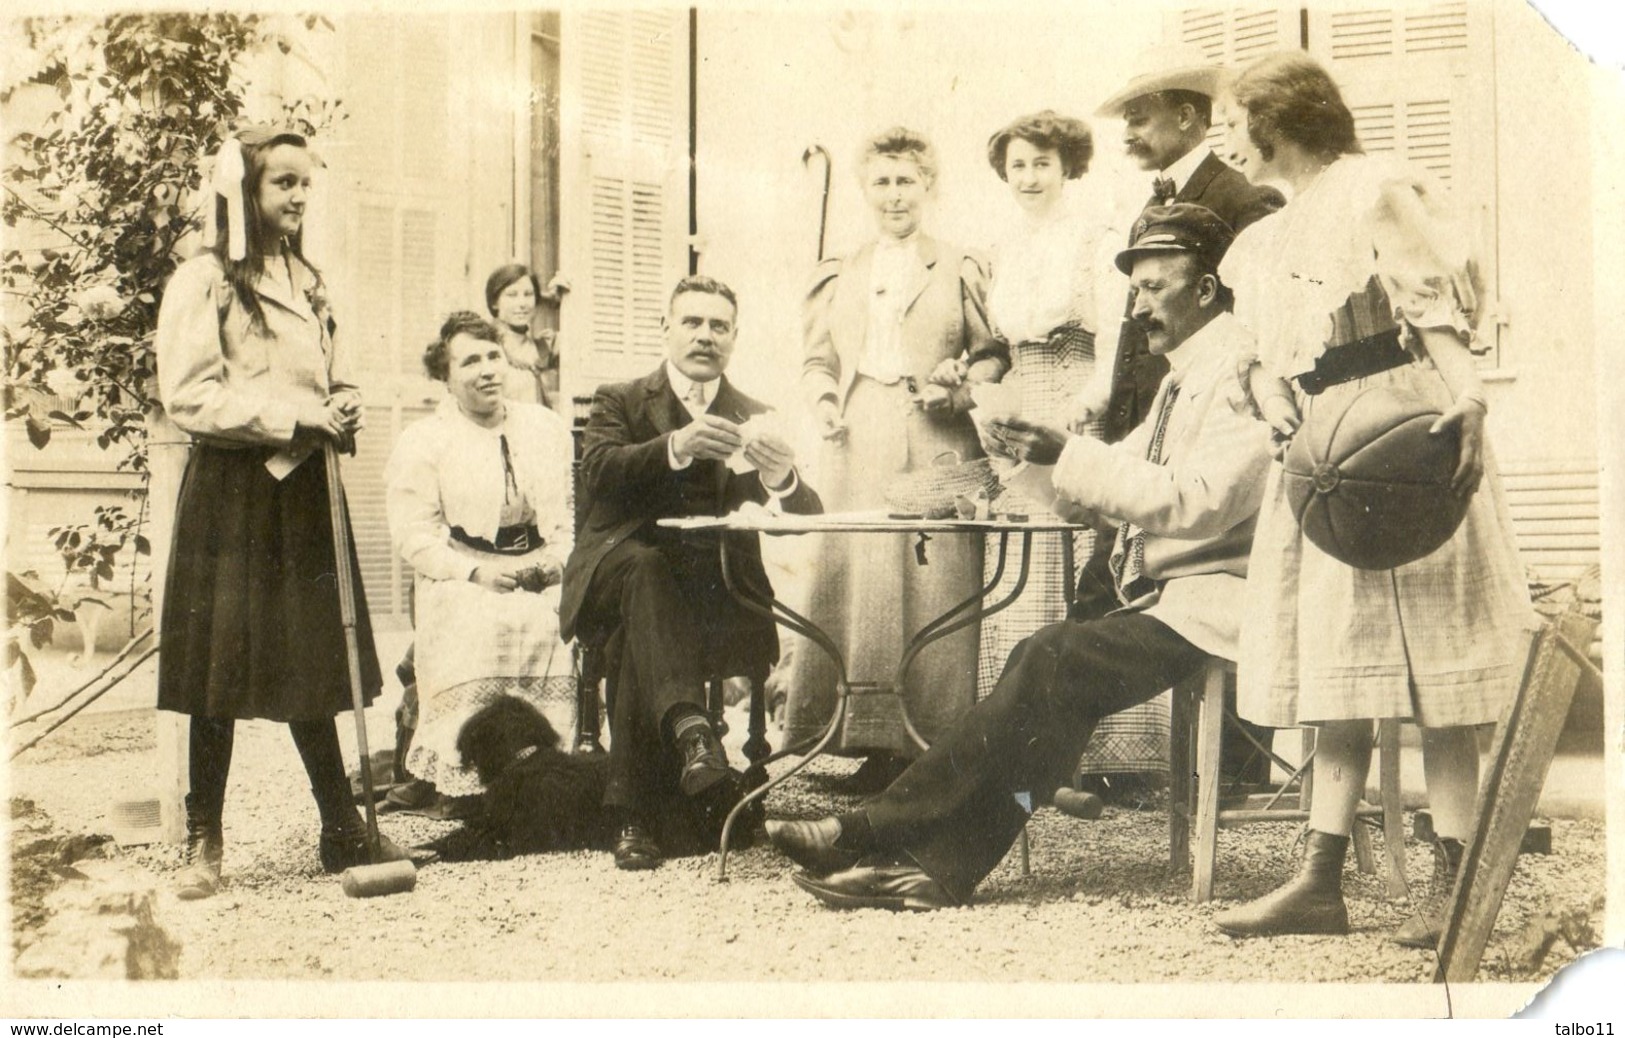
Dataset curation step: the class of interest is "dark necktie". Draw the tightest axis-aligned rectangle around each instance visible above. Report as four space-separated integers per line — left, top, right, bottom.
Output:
1109 381 1181 605
1152 176 1177 205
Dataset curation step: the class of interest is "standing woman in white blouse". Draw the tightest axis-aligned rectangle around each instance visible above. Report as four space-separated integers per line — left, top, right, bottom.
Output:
781 127 1008 790
970 112 1111 686
963 112 1169 784
155 128 406 899
1213 53 1536 942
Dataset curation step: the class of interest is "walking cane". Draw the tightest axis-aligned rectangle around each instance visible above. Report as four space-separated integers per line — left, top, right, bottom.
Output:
323 440 415 897
803 144 832 261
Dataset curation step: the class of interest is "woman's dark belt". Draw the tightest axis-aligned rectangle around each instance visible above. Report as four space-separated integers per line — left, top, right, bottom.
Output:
450 523 542 556
1294 329 1410 396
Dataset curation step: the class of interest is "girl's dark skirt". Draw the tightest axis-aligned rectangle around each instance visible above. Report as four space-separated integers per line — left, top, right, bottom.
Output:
157 444 382 722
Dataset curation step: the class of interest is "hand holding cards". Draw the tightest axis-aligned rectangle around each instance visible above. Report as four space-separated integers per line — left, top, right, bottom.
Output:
969 381 1023 458
728 411 797 488
671 413 743 463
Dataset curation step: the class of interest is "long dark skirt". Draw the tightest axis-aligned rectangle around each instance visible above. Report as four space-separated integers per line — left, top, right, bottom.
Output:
157 444 382 722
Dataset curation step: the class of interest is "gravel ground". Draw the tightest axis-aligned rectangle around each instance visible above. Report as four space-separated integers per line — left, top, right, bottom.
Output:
7 696 1606 994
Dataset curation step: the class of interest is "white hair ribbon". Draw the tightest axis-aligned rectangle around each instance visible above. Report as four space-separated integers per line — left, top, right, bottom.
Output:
204 138 247 261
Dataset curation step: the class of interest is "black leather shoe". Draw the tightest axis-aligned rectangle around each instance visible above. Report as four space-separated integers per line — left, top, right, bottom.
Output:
766 817 860 876
675 723 729 797
791 861 957 912
319 820 410 874
613 824 661 871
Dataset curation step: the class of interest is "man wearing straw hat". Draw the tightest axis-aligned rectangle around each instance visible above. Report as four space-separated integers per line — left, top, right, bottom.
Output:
1093 42 1284 446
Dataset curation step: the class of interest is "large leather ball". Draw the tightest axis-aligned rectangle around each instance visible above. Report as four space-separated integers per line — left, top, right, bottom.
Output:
1282 384 1470 570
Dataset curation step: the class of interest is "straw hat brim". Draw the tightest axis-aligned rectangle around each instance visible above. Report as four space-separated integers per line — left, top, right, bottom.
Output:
1094 66 1226 118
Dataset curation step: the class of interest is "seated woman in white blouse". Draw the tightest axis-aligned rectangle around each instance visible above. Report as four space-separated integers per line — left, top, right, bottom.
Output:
385 312 576 811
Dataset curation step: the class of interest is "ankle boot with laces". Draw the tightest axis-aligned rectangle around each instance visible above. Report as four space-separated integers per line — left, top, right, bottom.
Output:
1214 829 1351 936
175 796 224 901
1392 836 1465 948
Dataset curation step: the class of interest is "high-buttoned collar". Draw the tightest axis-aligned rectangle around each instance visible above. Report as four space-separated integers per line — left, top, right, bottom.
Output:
874 229 921 257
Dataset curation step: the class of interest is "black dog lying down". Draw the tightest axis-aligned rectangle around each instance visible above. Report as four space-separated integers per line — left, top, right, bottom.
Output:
424 695 746 862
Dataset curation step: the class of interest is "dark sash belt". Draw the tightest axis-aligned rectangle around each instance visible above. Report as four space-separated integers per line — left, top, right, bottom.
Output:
1294 329 1410 396
450 523 543 556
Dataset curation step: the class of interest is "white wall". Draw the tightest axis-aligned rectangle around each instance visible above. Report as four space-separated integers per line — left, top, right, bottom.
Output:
1485 0 1599 467
694 5 1161 417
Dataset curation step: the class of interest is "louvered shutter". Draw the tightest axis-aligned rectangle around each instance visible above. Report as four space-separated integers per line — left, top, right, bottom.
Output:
559 8 690 399
340 402 434 623
1174 8 1298 150
1310 3 1476 185
1178 7 1297 65
327 13 471 627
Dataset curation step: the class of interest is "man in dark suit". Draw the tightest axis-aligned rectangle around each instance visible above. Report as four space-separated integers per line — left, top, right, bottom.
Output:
1088 44 1285 789
560 275 822 869
1093 43 1285 445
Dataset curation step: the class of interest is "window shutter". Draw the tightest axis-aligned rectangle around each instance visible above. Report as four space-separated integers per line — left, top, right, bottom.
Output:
1312 3 1473 185
559 8 690 399
1175 7 1297 150
342 403 433 623
1177 7 1296 65
326 13 472 626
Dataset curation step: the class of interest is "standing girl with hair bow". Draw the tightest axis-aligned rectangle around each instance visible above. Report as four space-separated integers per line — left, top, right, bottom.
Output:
155 127 407 899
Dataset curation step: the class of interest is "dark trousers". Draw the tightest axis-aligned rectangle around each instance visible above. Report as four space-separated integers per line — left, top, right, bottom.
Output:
862 609 1208 903
580 534 770 813
1071 541 1274 785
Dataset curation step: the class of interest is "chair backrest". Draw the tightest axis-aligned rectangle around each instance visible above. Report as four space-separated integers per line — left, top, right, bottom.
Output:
571 395 593 536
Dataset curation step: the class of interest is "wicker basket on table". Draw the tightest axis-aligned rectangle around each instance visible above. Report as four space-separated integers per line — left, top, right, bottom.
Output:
883 451 1003 519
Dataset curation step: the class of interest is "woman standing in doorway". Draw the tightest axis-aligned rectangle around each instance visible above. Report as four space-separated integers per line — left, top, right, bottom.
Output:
485 263 568 408
156 128 406 899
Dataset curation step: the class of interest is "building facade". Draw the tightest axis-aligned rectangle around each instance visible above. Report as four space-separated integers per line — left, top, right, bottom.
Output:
5 2 1608 640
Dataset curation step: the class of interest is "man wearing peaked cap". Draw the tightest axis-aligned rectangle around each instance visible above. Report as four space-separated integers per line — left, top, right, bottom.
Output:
1114 202 1239 275
770 204 1275 912
1084 42 1285 791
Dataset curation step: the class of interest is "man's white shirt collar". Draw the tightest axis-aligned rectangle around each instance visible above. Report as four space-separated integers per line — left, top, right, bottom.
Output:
1159 146 1210 197
666 360 715 416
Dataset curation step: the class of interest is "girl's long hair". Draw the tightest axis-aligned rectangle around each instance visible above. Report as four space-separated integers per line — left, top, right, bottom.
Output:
210 130 325 332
